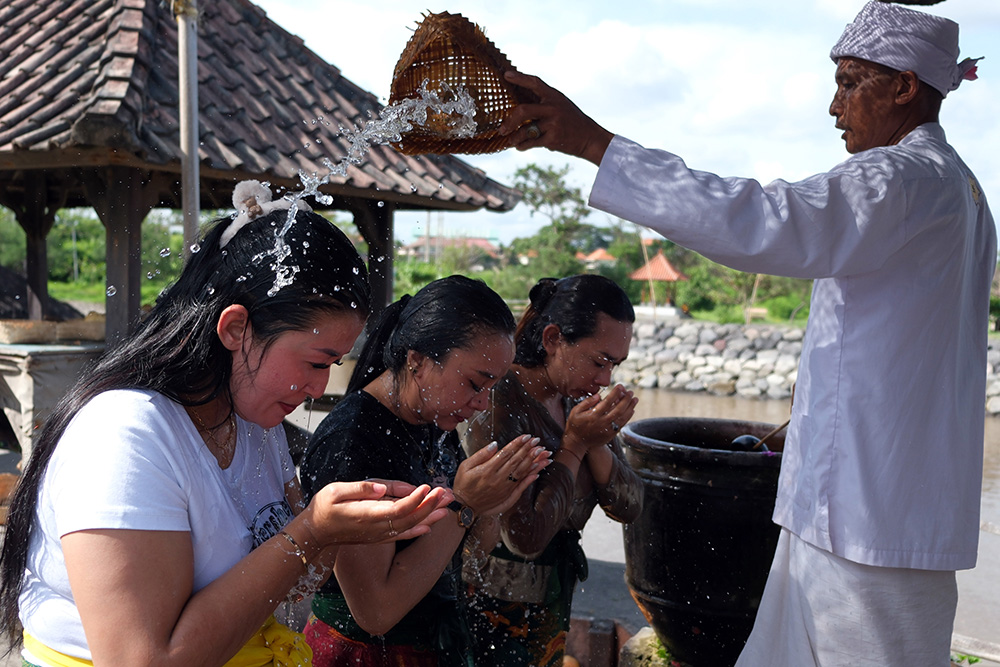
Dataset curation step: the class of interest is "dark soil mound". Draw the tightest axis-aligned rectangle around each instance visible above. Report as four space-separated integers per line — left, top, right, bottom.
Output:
0 266 83 320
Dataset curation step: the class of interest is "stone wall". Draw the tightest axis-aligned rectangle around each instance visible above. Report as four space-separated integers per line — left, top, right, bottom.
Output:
614 318 1000 416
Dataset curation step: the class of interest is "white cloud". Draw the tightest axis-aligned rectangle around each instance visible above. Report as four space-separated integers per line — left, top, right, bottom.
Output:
253 0 1000 244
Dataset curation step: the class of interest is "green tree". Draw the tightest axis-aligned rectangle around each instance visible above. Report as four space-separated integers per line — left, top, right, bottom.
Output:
393 259 442 299
0 207 26 271
513 164 590 237
498 164 594 293
141 213 185 293
47 209 106 283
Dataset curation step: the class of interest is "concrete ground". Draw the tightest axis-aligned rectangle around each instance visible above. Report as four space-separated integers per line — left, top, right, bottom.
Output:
575 511 1000 667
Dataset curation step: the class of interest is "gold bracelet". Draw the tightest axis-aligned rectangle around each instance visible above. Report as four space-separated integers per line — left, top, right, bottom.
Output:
280 531 308 568
561 447 584 465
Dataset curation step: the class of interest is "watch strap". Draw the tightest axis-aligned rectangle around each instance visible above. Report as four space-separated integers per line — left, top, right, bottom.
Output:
448 500 475 528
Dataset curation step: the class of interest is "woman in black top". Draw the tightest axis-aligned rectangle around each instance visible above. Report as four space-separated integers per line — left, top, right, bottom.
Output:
301 275 550 667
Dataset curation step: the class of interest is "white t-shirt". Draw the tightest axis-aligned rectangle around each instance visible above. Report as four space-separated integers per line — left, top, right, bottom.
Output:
19 389 296 659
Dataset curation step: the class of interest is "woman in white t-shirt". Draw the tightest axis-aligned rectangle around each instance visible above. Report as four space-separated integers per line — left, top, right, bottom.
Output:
0 182 452 667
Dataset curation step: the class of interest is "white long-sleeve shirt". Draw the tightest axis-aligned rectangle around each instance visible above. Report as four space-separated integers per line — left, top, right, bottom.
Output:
590 123 996 570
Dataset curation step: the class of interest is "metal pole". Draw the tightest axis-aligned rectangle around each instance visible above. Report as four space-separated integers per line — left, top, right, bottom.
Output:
175 0 200 259
636 224 656 321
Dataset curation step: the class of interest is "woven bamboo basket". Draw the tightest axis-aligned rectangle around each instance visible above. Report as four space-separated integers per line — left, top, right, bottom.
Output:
389 12 539 155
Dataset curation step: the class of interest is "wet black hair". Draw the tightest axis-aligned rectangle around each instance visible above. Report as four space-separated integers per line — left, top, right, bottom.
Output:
0 207 370 646
347 274 515 394
514 274 635 368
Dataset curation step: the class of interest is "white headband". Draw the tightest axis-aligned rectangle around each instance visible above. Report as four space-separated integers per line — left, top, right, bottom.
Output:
220 180 312 249
830 1 981 98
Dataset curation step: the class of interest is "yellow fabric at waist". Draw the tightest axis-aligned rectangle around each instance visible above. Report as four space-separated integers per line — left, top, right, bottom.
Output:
223 615 313 667
24 615 311 667
23 632 92 667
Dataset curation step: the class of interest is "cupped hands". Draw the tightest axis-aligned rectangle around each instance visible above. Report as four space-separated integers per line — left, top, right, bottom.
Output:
453 434 552 517
564 384 637 454
298 480 452 548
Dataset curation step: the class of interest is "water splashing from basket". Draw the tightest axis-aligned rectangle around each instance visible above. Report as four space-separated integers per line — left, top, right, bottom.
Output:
262 82 477 297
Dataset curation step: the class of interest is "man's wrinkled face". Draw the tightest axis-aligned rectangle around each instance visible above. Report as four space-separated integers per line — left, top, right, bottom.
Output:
829 57 902 153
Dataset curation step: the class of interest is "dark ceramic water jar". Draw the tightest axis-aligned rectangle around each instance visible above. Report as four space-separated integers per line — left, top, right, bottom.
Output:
620 417 784 666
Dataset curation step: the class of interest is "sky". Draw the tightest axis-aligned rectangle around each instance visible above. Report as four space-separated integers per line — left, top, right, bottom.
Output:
251 0 1000 246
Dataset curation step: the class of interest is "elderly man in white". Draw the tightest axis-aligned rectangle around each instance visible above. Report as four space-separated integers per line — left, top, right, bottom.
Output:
497 1 995 665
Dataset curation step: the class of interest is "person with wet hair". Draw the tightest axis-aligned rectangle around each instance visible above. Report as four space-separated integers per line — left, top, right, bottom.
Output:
300 274 551 667
462 274 643 667
498 2 994 664
0 182 450 667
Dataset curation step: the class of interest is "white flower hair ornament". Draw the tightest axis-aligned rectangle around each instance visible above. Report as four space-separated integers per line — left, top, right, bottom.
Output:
219 180 312 248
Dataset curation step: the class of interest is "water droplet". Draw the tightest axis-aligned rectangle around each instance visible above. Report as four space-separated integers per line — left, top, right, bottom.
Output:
350 301 357 309
236 275 247 283
352 267 359 274
159 248 171 258
303 241 310 248
312 328 320 334
190 243 201 253
290 385 298 391
377 201 384 208
147 272 155 279
106 286 117 296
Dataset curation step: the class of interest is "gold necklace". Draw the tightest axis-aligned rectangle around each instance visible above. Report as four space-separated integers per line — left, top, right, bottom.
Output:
189 407 237 462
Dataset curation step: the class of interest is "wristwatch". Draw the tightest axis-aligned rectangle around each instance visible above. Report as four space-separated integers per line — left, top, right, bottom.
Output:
448 500 475 528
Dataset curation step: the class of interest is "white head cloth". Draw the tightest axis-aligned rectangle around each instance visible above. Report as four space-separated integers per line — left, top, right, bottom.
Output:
220 180 312 248
830 1 981 98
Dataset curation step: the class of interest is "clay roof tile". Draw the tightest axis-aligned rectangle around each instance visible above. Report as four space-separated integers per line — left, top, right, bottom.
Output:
0 0 519 212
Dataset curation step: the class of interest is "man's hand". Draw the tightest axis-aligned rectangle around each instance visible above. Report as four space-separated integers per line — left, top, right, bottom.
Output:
500 71 615 166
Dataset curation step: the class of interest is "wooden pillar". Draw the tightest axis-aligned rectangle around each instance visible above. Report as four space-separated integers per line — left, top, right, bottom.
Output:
352 200 396 318
3 172 63 320
22 228 49 321
83 167 156 345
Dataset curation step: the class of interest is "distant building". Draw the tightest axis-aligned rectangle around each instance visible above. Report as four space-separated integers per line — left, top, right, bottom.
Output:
629 250 689 305
400 236 501 269
517 249 539 266
582 248 616 271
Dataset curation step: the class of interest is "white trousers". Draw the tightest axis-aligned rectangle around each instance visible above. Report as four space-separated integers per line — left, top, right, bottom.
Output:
735 528 957 667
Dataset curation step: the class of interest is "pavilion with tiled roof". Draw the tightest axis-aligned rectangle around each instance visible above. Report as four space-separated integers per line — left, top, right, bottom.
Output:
0 0 521 340
629 250 688 283
629 250 688 305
